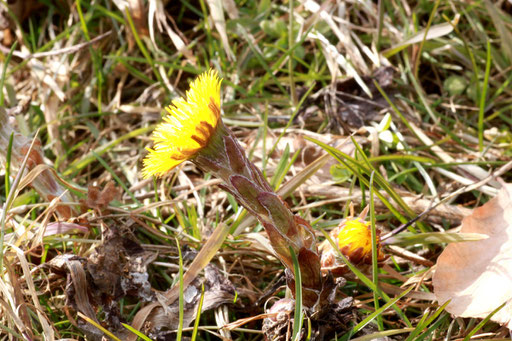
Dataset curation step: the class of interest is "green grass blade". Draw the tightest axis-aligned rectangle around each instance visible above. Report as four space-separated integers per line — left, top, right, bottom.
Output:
0 41 17 106
272 147 300 191
351 286 414 335
289 246 304 341
412 0 441 78
266 82 316 161
385 232 488 246
405 301 449 341
0 131 40 275
237 25 288 97
5 133 13 196
305 136 410 225
124 8 166 92
78 312 121 341
64 125 153 176
367 155 435 163
176 238 184 341
349 137 423 229
479 40 492 151
462 302 506 341
122 323 153 341
414 313 449 341
270 143 291 189
350 328 415 341
369 171 383 330
191 284 205 341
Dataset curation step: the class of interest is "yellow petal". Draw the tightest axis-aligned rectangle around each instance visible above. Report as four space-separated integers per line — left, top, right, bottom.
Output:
142 70 222 178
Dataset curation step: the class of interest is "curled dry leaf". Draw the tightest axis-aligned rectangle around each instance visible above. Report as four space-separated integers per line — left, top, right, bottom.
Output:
48 226 156 340
433 183 512 329
81 181 120 211
0 108 77 219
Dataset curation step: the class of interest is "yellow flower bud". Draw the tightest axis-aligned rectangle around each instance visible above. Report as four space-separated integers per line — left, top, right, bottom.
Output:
336 218 385 264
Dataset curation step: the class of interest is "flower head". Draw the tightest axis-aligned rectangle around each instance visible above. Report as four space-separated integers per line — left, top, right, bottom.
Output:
142 70 222 178
337 218 385 264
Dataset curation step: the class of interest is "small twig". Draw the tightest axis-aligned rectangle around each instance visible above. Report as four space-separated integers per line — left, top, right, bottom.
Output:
0 31 112 60
385 245 434 267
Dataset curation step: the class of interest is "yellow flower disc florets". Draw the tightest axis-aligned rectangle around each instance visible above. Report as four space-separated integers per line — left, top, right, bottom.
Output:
337 218 384 264
142 70 222 178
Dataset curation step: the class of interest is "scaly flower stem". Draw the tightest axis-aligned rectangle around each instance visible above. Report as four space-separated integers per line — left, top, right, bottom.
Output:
194 121 322 307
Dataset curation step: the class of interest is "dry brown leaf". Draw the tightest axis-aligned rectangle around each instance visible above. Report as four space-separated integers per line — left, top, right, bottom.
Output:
144 264 235 339
433 182 512 329
58 225 155 339
81 181 120 211
0 109 77 219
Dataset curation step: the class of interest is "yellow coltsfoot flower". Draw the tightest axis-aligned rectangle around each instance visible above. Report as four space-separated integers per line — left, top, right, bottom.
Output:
142 69 222 178
142 69 326 308
320 206 386 277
